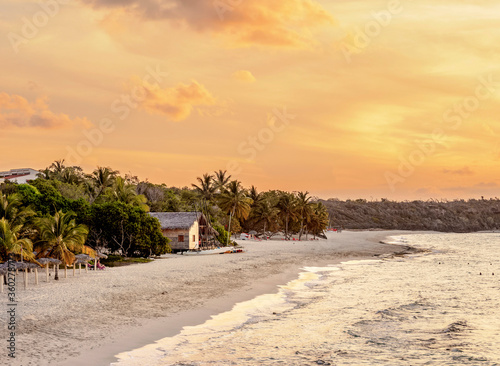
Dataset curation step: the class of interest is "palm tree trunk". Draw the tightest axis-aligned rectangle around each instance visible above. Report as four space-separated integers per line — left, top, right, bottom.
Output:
54 265 59 281
226 207 235 247
285 213 289 240
263 222 267 239
299 217 304 241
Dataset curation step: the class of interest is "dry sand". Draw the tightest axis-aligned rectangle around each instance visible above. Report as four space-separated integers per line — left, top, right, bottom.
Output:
1 230 427 366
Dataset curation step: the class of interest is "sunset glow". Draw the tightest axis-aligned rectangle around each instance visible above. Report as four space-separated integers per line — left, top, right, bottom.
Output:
1 0 499 199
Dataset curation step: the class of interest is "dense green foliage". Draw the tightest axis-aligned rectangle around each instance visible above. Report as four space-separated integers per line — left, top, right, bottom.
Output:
322 198 500 232
0 160 331 263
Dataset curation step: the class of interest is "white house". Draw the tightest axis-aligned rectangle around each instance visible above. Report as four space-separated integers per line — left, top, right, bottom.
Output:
0 168 39 184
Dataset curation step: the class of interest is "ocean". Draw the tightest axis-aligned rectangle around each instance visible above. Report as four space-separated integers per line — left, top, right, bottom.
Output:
113 233 500 365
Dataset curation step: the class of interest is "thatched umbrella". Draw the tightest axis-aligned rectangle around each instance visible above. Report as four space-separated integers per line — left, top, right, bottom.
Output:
0 267 7 293
37 258 62 282
25 263 40 285
75 254 91 274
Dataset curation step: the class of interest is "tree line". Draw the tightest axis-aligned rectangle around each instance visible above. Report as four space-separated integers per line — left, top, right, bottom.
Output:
0 160 330 268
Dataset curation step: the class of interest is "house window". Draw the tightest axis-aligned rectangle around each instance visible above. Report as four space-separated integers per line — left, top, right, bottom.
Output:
192 235 195 242
178 235 184 242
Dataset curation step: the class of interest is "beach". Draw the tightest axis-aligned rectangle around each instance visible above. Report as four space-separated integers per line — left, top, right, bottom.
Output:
2 230 423 366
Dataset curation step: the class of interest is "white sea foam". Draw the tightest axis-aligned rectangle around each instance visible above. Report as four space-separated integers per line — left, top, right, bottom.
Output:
114 233 500 365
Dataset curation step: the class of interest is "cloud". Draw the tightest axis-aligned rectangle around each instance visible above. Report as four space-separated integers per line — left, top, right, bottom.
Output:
442 166 474 175
0 93 92 129
232 70 256 83
80 0 335 48
138 80 217 121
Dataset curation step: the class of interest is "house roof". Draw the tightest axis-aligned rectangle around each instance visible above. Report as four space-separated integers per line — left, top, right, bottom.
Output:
149 212 201 230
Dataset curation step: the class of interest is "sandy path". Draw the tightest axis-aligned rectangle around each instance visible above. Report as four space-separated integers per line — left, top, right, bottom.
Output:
0 230 425 366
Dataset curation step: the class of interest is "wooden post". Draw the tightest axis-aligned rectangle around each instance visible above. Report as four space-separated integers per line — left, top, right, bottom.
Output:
35 268 39 285
0 276 3 293
53 264 56 277
79 263 82 275
94 260 97 271
73 265 76 276
24 269 28 289
46 264 49 282
64 266 67 279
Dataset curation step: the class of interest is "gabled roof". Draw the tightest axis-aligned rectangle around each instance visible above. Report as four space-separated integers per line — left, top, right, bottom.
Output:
149 212 201 230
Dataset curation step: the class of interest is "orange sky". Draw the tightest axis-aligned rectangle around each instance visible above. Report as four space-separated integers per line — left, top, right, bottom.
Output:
1 0 499 200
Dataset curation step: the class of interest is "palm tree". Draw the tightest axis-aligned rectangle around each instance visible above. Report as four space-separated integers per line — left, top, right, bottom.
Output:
0 194 35 227
306 202 329 239
0 219 36 262
192 174 216 201
218 180 253 245
49 159 66 175
213 170 231 193
90 166 118 203
251 199 279 238
35 210 89 280
277 192 297 240
296 191 313 240
249 185 261 203
105 177 149 211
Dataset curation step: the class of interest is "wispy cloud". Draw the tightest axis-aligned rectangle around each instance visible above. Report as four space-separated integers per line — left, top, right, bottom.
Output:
442 166 474 176
232 70 256 83
138 80 217 121
0 93 92 129
79 0 335 48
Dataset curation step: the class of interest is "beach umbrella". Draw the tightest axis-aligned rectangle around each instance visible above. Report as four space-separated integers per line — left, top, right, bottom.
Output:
25 263 40 285
75 254 92 261
75 254 92 274
37 258 61 282
0 267 7 293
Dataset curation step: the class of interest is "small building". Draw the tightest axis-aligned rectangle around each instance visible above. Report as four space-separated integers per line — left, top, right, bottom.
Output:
0 168 39 184
149 212 218 252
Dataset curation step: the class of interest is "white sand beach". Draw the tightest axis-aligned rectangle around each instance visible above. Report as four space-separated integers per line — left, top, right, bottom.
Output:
2 230 426 366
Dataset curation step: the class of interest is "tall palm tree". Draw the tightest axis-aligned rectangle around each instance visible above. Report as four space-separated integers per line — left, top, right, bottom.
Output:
251 199 279 238
192 174 216 201
0 218 36 262
49 159 66 175
213 170 231 193
249 185 262 203
90 166 118 203
35 210 89 280
296 191 313 240
218 180 253 245
277 192 297 240
307 202 329 239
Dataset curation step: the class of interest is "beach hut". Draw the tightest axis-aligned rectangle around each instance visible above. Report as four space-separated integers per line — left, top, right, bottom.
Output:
149 212 218 252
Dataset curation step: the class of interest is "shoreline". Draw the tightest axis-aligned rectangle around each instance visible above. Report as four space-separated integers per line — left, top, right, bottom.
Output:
6 230 431 366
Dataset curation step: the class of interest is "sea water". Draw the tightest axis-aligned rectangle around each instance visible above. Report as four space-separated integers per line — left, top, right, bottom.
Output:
113 233 500 365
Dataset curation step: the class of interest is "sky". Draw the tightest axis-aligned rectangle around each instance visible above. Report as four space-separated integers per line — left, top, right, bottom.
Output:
1 0 499 200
